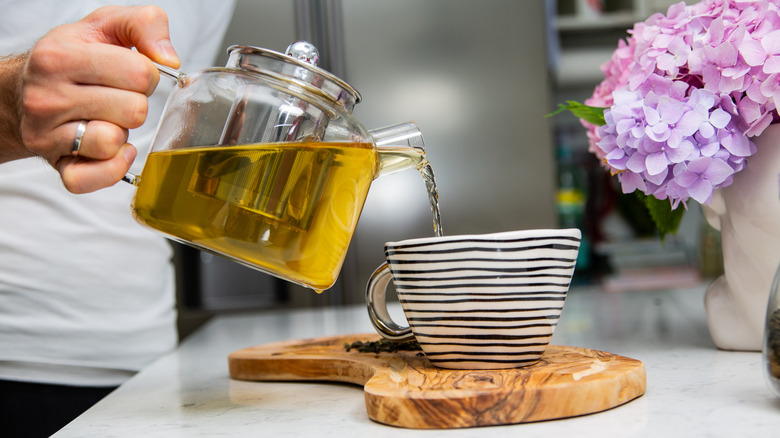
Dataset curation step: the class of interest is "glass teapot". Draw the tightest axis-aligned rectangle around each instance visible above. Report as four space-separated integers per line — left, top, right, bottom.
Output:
126 42 426 292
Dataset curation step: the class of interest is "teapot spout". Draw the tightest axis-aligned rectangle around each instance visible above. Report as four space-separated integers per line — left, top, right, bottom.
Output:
370 121 426 177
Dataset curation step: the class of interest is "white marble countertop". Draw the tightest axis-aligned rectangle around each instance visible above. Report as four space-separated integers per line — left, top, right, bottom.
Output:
54 284 780 437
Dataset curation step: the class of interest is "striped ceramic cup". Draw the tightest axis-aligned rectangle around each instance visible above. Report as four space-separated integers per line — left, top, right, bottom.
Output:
366 228 581 369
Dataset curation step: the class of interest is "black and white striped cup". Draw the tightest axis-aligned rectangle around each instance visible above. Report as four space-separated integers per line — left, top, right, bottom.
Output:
366 228 581 369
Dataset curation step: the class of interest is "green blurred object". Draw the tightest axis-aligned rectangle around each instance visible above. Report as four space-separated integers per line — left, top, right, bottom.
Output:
615 188 657 238
698 221 723 279
555 134 590 273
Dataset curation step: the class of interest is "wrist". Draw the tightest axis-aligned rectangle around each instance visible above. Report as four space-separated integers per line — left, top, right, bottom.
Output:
0 52 33 164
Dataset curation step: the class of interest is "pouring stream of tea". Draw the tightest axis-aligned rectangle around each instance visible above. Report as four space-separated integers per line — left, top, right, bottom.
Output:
419 159 443 238
376 146 442 238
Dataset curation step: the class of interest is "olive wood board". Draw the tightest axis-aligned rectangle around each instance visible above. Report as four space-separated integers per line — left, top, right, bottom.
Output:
228 334 646 429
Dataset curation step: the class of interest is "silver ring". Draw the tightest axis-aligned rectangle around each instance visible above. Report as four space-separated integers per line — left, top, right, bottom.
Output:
72 120 87 155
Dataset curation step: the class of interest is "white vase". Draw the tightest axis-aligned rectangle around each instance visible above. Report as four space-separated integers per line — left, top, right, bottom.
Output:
701 124 780 351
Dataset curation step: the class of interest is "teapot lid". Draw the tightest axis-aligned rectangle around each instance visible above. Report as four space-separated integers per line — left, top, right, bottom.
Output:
225 42 361 111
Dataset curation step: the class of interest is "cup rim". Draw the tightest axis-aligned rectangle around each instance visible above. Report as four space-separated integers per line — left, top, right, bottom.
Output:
385 228 582 248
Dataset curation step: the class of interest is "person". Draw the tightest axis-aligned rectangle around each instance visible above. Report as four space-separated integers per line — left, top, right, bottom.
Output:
0 1 235 436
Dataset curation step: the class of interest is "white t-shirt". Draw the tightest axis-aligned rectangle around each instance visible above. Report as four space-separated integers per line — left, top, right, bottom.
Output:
0 0 235 386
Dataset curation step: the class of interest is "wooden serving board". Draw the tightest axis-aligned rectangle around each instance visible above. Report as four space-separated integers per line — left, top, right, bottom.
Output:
228 334 646 429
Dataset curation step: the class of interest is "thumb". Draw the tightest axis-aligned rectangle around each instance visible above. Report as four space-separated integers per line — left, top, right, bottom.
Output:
83 5 181 68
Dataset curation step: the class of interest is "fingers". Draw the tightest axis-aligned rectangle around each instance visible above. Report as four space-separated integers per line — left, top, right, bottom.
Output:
66 83 149 129
21 85 144 161
64 120 129 160
26 18 163 98
82 5 180 68
24 120 130 172
76 121 130 160
57 144 137 194
56 41 162 96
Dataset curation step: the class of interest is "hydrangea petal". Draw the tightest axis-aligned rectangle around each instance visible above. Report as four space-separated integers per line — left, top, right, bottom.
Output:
718 75 744 94
760 74 780 105
708 42 738 66
645 167 668 185
685 156 711 174
644 105 661 125
737 97 762 124
616 118 638 134
761 29 780 54
626 151 647 173
764 56 780 74
656 53 677 72
646 123 671 142
700 140 720 156
676 111 705 136
709 108 731 129
675 169 699 188
658 97 685 123
605 146 625 160
698 122 715 138
619 171 647 194
703 158 735 185
720 131 753 156
631 125 646 139
739 39 767 66
745 113 773 137
688 179 714 204
667 139 695 163
646 151 670 175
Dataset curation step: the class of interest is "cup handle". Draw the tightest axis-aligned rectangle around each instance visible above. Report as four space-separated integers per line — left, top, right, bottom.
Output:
366 263 415 341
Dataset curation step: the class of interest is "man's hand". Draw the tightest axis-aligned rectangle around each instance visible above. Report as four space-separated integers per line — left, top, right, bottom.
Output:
10 5 180 193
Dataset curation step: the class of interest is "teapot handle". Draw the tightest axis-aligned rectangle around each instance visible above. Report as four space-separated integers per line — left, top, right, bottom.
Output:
155 63 185 82
121 63 186 186
121 173 139 186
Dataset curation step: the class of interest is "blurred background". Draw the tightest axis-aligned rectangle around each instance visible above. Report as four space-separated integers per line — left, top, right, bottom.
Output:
176 0 717 336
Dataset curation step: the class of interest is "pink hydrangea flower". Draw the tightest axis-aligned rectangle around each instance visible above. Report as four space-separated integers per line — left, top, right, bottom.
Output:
584 0 780 208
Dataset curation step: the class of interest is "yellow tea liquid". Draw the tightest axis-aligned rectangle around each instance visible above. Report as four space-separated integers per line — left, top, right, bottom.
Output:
131 142 377 291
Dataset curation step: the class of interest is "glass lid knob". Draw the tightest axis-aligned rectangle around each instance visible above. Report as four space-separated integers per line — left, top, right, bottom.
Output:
285 41 320 66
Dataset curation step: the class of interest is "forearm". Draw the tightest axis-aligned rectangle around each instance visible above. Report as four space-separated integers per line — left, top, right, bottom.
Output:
0 52 32 164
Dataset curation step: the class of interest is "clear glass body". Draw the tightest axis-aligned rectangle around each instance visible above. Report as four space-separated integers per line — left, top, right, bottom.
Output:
129 47 425 292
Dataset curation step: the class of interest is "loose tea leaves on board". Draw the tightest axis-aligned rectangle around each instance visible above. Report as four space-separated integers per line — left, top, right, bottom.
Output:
768 309 780 379
344 339 422 355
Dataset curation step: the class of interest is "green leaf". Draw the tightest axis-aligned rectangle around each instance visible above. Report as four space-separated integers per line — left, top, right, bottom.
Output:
635 191 685 239
546 101 607 126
